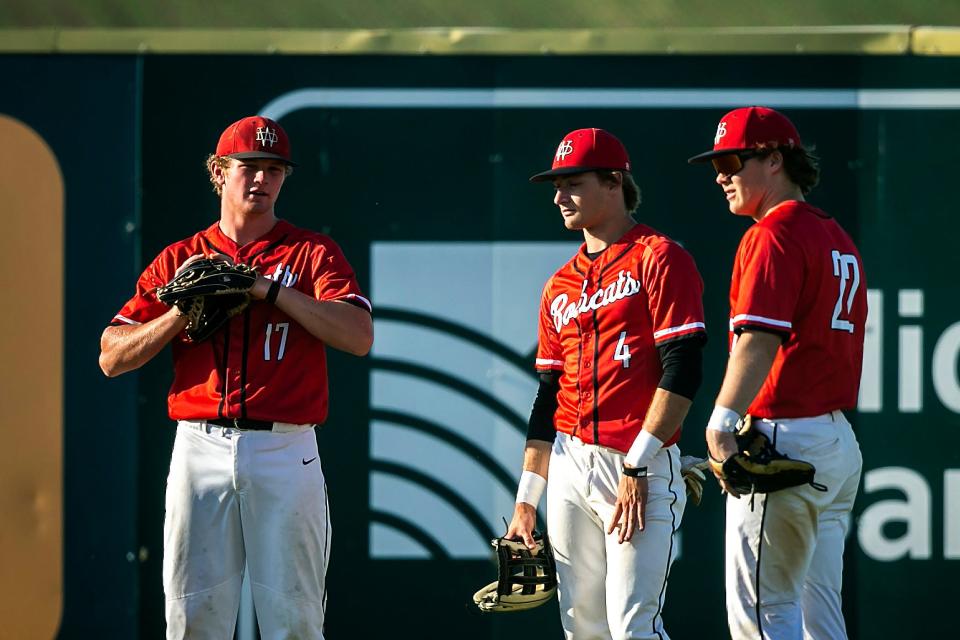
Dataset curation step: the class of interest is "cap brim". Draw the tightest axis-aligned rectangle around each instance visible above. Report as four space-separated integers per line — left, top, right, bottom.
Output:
227 151 298 167
529 166 628 183
687 148 750 165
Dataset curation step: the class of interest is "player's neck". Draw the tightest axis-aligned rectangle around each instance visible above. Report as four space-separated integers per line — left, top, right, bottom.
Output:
754 185 805 222
582 213 636 253
219 209 279 246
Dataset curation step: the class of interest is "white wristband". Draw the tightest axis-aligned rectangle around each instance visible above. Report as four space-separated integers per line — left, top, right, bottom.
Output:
707 405 742 433
516 470 547 507
624 429 665 469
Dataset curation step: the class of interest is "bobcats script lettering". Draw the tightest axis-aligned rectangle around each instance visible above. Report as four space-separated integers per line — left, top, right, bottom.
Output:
550 270 643 332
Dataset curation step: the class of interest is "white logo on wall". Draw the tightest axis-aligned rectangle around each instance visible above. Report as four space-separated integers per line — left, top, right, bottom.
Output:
369 242 576 558
256 126 278 147
858 289 960 414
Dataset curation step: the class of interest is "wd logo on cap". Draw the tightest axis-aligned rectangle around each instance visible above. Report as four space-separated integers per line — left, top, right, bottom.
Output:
714 122 728 146
555 140 574 162
256 127 278 148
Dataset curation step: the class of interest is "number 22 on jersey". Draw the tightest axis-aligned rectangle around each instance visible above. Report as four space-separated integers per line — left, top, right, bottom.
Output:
831 250 860 333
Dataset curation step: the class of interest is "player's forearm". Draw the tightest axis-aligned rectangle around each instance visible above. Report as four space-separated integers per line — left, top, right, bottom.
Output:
513 440 552 519
521 439 552 478
641 388 693 443
271 286 373 356
622 388 692 470
715 330 781 414
99 308 186 377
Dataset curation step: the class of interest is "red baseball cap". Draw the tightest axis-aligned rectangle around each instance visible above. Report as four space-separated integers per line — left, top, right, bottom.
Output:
215 116 297 166
530 128 631 182
687 106 801 164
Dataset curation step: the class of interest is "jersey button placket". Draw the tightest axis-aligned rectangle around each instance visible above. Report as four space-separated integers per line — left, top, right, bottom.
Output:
579 290 594 440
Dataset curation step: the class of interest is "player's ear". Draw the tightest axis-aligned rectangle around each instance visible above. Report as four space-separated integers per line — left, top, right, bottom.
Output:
210 158 228 185
601 170 623 191
767 150 785 172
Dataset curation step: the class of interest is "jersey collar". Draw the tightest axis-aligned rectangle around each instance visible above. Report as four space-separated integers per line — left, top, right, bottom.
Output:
203 219 293 261
574 223 647 274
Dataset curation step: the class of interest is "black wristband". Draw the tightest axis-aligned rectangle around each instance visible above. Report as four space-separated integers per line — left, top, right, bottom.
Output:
265 280 281 304
621 465 648 478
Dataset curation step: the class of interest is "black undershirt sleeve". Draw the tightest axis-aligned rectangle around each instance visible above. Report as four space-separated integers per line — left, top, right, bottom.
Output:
656 334 707 401
526 371 560 443
734 324 789 342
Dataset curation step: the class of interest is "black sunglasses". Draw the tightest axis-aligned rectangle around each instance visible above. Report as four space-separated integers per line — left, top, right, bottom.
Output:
710 150 760 176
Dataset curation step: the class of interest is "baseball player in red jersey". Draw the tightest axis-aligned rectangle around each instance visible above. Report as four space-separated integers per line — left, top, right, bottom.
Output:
99 116 373 638
689 106 866 639
506 128 708 639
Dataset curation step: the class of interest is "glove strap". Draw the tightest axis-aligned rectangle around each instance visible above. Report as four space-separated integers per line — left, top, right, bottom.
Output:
621 465 648 478
266 280 281 304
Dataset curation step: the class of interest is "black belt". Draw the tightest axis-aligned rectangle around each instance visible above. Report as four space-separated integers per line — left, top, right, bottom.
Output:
207 417 276 431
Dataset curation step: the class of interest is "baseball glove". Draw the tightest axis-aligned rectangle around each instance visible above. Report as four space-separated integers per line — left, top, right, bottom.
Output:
156 259 258 342
680 456 710 506
473 532 557 613
709 415 827 496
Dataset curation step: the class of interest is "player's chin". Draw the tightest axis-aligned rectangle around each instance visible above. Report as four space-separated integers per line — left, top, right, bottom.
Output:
727 201 748 216
242 201 275 215
561 215 584 230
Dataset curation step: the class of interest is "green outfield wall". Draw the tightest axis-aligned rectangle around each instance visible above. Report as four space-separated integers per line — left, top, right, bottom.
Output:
2 35 959 639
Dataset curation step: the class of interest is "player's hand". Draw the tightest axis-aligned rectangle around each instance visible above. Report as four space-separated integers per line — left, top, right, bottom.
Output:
680 455 710 506
174 252 233 277
608 472 647 543
506 502 538 551
706 429 741 498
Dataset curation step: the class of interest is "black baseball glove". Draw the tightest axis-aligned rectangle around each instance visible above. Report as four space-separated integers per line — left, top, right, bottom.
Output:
157 259 258 342
473 532 558 613
709 415 827 496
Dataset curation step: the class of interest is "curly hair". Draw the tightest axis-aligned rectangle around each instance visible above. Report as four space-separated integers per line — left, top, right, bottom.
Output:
206 154 229 196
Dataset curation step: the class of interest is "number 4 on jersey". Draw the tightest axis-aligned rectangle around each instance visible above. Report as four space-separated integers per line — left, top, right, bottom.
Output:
831 250 860 333
614 331 631 368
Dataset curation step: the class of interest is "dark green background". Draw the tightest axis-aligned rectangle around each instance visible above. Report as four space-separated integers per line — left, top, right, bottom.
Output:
2 52 957 638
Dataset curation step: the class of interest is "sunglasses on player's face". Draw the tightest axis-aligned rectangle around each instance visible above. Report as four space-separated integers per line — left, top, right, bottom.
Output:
711 150 761 176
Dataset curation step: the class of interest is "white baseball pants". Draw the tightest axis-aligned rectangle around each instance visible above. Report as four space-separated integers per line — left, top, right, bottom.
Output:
163 421 330 639
547 432 687 640
725 411 862 640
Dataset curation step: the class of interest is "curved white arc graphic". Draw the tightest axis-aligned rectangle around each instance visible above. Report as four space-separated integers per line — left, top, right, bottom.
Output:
370 472 490 558
368 242 583 559
371 371 526 455
371 422 517 532
262 88 960 121
373 321 537 401
370 523 433 559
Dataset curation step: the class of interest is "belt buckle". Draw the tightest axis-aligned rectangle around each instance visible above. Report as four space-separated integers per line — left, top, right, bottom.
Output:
233 417 243 430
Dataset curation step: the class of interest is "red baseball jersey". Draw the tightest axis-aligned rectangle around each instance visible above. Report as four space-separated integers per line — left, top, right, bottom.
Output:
111 220 371 425
730 200 866 418
535 224 706 453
